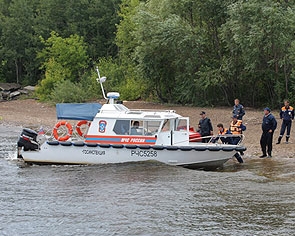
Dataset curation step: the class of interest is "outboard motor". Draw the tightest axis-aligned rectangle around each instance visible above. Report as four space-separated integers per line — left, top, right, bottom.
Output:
17 128 39 151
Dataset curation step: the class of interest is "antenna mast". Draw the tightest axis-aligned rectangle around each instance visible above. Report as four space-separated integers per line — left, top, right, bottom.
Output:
96 66 107 100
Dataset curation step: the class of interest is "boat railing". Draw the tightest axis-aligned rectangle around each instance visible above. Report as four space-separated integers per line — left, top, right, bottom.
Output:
189 134 244 145
42 120 89 143
128 109 176 114
210 134 244 145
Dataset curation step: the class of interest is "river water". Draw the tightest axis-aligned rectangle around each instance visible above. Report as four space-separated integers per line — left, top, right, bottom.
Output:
1 124 295 235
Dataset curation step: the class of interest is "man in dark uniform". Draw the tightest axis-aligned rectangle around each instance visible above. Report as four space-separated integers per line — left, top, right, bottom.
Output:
276 100 294 144
233 99 245 120
198 111 213 143
260 107 277 158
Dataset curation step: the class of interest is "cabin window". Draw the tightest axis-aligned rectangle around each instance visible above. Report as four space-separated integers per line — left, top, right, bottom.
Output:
143 121 161 136
113 120 130 135
161 119 170 131
130 120 144 135
113 120 161 136
176 119 188 131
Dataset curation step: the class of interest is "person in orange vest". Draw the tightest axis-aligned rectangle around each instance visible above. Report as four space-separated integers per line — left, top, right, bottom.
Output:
214 123 233 144
276 100 294 144
213 123 243 163
229 115 246 145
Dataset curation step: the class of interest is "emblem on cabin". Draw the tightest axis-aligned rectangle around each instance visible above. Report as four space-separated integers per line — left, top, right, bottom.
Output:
99 120 107 133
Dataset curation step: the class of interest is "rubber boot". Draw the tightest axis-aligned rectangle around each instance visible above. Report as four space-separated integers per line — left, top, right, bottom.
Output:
276 136 282 144
286 136 289 144
234 153 243 163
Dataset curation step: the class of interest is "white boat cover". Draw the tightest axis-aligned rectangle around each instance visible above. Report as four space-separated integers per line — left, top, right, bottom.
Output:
56 103 102 120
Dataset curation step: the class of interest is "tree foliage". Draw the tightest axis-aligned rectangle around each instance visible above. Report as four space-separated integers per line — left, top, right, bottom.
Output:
119 0 233 105
1 0 295 107
0 0 120 85
116 0 295 106
221 0 295 106
0 0 40 84
36 32 89 101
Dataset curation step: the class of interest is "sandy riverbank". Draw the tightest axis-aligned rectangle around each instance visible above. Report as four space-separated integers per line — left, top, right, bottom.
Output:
1 99 294 158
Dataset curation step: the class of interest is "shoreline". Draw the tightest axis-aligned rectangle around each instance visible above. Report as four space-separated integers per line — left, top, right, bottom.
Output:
1 99 294 159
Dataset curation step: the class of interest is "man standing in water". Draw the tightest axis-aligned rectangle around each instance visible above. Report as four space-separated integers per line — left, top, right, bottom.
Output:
233 99 245 120
276 100 294 144
198 111 213 143
260 107 277 158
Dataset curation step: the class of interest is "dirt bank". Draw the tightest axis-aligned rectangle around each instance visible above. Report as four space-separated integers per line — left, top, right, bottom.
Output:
0 99 294 158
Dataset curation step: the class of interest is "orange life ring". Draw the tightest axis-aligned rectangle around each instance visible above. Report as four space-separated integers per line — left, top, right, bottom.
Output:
76 120 91 137
53 121 73 141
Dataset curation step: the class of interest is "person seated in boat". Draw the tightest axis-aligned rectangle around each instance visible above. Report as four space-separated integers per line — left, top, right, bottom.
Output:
229 115 246 145
230 115 246 158
131 121 142 135
213 123 244 163
213 123 233 144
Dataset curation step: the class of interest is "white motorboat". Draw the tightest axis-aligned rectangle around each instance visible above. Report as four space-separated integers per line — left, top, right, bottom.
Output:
17 68 246 169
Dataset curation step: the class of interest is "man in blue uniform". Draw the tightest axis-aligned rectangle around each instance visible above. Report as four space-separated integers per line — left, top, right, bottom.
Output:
260 107 277 158
276 100 294 144
233 99 245 120
198 111 213 143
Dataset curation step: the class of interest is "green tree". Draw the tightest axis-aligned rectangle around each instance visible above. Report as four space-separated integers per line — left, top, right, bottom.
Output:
110 0 149 101
35 0 121 60
221 0 295 106
116 0 140 59
0 0 122 86
0 0 40 84
36 32 89 101
117 0 232 105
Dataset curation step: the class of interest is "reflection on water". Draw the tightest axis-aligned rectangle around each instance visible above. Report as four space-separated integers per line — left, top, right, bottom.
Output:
1 124 295 235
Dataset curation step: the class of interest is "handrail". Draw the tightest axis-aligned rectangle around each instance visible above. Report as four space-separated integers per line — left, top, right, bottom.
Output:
210 134 244 145
128 109 176 113
189 134 244 145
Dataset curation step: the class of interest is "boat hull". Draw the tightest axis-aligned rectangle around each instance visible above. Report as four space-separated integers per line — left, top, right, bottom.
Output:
19 142 243 169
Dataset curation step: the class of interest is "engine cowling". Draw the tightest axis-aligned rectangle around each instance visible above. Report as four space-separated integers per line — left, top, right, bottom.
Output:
17 128 39 151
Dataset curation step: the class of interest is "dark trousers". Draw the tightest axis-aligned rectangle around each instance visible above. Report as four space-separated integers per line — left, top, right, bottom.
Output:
202 137 211 143
279 120 292 137
260 131 274 156
202 134 211 143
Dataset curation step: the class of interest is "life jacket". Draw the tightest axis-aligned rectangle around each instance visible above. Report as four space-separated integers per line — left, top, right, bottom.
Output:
280 106 294 121
218 128 229 135
216 128 233 144
230 120 243 134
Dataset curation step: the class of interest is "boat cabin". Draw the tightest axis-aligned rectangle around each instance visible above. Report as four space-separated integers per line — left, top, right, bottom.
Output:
85 96 190 146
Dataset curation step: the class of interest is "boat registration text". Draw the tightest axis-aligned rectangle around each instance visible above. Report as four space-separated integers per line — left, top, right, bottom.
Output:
131 150 157 158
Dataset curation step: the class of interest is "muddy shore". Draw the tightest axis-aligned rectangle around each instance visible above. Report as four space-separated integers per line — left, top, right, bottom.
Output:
1 99 294 158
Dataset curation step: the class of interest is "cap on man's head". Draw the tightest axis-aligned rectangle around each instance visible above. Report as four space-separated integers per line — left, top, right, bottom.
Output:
200 111 206 115
264 107 271 112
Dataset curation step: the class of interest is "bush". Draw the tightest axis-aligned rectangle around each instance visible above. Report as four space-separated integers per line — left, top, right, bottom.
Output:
50 80 88 103
120 76 147 100
35 75 58 101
